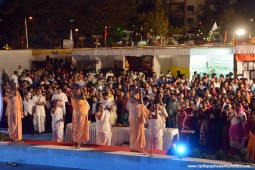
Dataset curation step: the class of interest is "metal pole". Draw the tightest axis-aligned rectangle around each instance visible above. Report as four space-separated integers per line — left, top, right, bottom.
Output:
104 26 107 48
141 26 143 41
25 18 29 48
96 36 98 48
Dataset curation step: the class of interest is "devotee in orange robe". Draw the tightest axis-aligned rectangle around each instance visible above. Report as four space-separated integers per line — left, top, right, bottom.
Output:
71 84 90 149
127 87 149 153
7 84 23 143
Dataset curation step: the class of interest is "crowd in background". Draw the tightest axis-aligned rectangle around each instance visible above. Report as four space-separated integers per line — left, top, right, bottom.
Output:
1 63 255 153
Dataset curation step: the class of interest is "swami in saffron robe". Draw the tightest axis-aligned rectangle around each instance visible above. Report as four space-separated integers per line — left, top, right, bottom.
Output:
71 98 90 143
7 92 23 141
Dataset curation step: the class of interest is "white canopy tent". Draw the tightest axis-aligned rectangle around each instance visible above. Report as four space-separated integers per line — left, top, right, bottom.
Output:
73 47 235 78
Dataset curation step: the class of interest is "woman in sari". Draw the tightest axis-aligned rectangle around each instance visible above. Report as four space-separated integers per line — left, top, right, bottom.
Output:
199 100 212 146
247 111 255 162
180 99 193 130
229 103 247 149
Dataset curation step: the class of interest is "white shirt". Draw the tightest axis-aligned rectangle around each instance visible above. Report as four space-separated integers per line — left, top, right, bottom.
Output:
51 92 68 103
11 74 18 84
18 68 23 76
213 82 221 88
51 107 64 123
28 92 33 99
32 95 46 116
51 92 68 114
23 99 33 116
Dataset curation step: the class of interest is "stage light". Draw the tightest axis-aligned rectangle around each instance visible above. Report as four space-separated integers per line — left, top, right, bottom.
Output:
177 146 185 154
175 143 187 159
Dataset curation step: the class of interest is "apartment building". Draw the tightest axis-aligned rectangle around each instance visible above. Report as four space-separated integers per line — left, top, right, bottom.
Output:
164 0 207 34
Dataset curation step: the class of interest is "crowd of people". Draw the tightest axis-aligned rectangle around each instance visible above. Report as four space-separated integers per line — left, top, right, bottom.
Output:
1 63 255 158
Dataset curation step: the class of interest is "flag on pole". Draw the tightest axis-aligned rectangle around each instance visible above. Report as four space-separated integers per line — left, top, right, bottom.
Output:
208 22 218 43
223 30 228 43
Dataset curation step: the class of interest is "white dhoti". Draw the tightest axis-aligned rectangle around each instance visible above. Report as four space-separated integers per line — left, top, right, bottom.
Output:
148 116 164 150
96 131 112 146
51 107 64 142
96 110 112 146
52 121 64 142
33 115 46 133
149 136 163 150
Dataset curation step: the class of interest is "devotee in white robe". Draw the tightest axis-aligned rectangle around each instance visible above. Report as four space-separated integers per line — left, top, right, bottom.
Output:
148 100 168 150
96 104 112 145
101 92 117 125
32 88 46 133
51 100 64 142
51 87 68 115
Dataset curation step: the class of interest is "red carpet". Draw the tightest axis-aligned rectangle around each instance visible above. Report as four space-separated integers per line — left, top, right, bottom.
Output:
6 140 167 155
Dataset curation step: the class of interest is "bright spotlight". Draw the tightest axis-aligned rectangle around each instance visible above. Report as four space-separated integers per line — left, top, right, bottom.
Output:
175 144 188 159
236 29 245 36
177 146 185 154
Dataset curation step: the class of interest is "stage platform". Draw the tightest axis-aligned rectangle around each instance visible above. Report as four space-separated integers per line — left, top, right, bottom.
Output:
1 141 253 170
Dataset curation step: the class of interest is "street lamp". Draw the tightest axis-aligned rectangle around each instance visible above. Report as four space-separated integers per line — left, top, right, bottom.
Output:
25 16 33 49
236 29 245 36
236 28 246 45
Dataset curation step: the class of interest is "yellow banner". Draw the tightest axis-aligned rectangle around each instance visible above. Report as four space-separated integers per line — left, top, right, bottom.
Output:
171 65 189 78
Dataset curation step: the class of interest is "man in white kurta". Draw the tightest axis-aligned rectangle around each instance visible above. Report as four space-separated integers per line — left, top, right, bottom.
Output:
51 88 68 116
51 100 64 142
101 92 117 125
96 104 112 145
32 89 46 133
